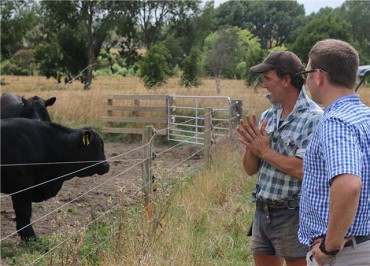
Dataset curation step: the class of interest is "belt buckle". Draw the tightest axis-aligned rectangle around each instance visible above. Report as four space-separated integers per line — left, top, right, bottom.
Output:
287 200 296 210
263 203 270 224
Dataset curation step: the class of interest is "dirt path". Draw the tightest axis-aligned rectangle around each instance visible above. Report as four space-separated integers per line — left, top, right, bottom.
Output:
0 141 203 244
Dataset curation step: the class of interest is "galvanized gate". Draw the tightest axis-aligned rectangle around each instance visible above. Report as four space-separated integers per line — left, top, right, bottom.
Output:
167 95 242 145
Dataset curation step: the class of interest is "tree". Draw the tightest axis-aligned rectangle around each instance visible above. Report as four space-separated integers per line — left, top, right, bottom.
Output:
214 0 305 49
339 0 370 64
180 49 202 87
167 0 216 68
139 44 172 88
290 14 353 63
1 0 38 59
38 0 134 89
131 0 202 49
203 26 260 94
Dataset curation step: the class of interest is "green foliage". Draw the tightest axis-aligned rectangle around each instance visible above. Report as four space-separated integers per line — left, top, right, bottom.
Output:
34 42 64 82
1 49 37 76
139 44 172 88
203 26 261 80
215 0 306 49
180 49 202 87
37 0 136 86
290 14 353 63
339 0 370 64
167 1 216 67
1 0 38 59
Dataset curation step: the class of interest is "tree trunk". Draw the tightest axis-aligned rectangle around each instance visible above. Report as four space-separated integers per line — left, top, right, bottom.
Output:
215 76 221 95
84 2 95 90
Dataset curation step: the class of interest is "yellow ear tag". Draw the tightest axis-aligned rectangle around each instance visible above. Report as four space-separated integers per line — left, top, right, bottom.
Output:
86 138 90 145
83 135 87 146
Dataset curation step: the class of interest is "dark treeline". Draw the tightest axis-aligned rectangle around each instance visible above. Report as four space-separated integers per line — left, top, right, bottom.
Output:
1 0 369 89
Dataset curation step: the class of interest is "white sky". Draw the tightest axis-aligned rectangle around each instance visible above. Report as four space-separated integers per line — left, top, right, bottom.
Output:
297 0 345 14
213 0 345 15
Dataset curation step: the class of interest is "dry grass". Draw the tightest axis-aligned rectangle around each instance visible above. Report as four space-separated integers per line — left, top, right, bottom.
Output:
98 140 255 265
2 75 369 129
2 75 369 265
0 75 272 128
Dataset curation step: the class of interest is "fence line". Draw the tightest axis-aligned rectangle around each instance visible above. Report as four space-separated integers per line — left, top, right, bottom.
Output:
0 141 152 199
1 154 151 241
1 110 238 264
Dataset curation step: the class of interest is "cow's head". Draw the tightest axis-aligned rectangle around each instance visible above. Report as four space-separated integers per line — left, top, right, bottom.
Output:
22 96 56 121
75 128 110 177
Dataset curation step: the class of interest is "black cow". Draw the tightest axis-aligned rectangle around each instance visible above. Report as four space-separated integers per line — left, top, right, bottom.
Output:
1 92 56 121
1 118 110 241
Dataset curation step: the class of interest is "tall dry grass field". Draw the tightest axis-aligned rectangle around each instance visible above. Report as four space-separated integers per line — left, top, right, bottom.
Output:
98 140 255 265
1 75 369 265
1 75 272 128
2 75 369 129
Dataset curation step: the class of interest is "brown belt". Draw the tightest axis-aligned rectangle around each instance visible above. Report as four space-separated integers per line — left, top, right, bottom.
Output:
255 198 300 210
255 199 300 224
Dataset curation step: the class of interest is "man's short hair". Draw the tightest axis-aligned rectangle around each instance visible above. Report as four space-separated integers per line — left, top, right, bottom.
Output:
309 39 359 88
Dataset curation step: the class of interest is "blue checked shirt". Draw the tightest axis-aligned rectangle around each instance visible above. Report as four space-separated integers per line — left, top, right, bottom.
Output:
253 88 323 201
299 95 370 245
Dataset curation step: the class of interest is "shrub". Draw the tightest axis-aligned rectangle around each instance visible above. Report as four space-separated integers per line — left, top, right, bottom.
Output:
139 44 172 88
180 49 202 87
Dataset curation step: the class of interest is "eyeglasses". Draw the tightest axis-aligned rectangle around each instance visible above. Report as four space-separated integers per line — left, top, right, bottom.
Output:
296 69 329 80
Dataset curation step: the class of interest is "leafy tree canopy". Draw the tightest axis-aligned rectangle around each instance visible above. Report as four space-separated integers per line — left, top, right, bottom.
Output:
290 13 353 63
214 0 305 49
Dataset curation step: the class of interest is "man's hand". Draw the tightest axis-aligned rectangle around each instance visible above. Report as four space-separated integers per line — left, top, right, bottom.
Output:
310 237 350 266
237 114 270 158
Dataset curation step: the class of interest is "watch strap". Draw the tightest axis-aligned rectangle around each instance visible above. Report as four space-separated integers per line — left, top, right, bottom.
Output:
319 236 340 256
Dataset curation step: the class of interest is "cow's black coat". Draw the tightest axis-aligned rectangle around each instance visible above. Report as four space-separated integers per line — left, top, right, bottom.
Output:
1 118 110 241
1 92 56 121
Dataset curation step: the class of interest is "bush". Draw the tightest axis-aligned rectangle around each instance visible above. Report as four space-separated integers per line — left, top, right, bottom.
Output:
139 44 172 88
1 49 37 76
180 49 202 87
92 68 113 77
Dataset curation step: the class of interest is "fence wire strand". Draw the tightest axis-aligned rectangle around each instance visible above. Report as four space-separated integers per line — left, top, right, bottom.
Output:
1 102 239 265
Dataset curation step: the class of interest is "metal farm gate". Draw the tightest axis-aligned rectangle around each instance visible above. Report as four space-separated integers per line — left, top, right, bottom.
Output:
102 94 242 145
167 96 242 145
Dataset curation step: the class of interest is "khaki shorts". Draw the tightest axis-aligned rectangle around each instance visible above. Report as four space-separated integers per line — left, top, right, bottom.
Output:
251 207 309 258
306 239 370 265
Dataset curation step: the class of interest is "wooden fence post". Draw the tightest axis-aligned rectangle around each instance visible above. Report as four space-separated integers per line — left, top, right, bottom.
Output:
230 100 243 134
142 126 154 205
133 99 140 117
204 108 212 163
107 98 113 128
166 95 173 139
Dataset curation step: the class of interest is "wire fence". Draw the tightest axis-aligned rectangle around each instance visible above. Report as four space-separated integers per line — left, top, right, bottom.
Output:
0 107 240 265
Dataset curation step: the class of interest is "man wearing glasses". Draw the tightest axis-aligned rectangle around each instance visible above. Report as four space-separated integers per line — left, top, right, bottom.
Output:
237 51 323 266
298 39 370 265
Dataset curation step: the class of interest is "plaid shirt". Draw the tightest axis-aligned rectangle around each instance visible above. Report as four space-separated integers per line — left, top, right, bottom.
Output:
253 88 323 201
299 95 370 245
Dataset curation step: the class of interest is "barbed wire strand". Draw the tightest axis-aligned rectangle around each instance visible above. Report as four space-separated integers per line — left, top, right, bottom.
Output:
2 108 237 264
0 141 151 199
0 154 151 242
29 141 212 265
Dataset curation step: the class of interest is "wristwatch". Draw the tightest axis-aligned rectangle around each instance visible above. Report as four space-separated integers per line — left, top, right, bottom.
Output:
319 236 340 256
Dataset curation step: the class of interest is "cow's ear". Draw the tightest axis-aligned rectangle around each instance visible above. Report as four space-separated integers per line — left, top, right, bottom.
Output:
45 97 56 107
21 97 28 107
82 130 94 146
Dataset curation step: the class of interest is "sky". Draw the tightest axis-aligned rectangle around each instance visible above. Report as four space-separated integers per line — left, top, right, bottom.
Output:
213 0 345 15
296 0 345 14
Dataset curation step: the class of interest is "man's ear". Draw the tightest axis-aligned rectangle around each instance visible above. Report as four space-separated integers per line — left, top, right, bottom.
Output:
316 71 326 86
284 75 292 87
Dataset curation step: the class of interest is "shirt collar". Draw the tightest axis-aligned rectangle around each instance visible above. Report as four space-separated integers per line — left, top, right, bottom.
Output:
324 94 360 114
271 86 312 113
